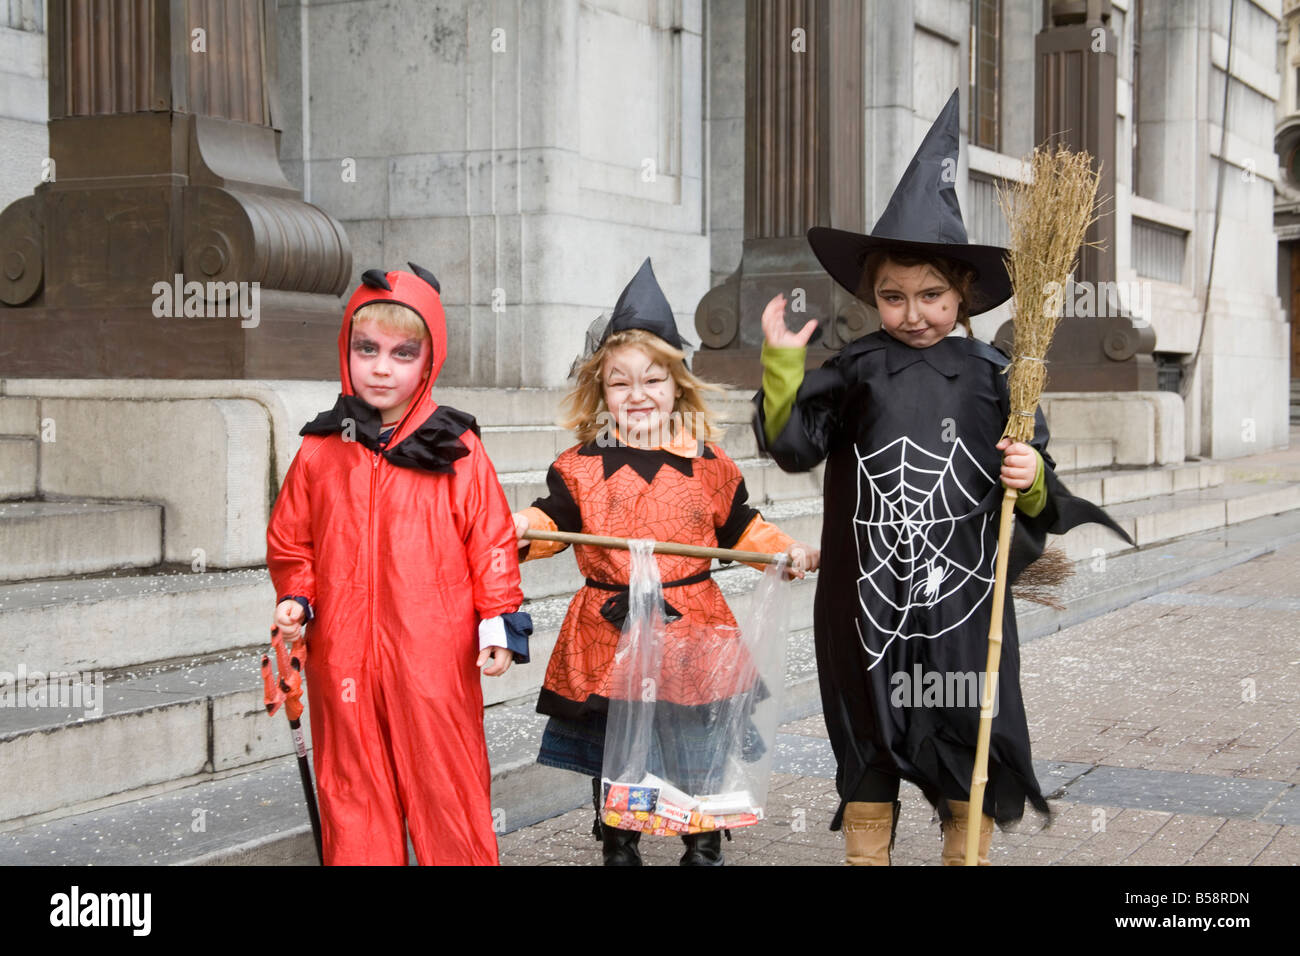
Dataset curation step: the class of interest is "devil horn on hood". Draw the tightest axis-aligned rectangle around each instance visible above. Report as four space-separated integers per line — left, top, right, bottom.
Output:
407 262 441 294
360 269 392 291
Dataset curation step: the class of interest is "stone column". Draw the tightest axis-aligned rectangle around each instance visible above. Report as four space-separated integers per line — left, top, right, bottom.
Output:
1018 0 1155 390
0 0 350 379
693 0 869 388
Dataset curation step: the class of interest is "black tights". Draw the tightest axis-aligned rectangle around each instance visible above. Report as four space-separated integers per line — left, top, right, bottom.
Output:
848 767 970 803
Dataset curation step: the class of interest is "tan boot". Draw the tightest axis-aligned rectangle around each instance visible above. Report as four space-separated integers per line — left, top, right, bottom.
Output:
842 801 900 866
940 799 993 865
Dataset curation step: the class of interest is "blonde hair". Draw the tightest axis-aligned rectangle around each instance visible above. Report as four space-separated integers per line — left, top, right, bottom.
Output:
560 329 724 445
352 302 429 341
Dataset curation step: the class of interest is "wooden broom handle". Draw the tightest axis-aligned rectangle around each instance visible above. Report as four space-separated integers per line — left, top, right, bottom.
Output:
522 528 783 565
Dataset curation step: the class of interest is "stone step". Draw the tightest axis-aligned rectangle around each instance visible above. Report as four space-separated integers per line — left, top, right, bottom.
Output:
0 500 163 582
1059 461 1224 507
498 457 825 513
1021 507 1300 643
0 397 38 435
0 652 290 826
1052 480 1300 560
0 568 275 675
1049 438 1116 474
0 610 821 837
0 437 37 499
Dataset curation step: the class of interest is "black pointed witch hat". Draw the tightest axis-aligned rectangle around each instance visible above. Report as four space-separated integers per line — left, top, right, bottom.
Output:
599 258 691 350
807 89 1012 315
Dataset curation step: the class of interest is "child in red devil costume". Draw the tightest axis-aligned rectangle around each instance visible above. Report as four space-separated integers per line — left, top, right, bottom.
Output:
267 264 531 865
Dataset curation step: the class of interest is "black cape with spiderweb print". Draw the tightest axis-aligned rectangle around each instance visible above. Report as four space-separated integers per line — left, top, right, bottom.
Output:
753 330 1130 830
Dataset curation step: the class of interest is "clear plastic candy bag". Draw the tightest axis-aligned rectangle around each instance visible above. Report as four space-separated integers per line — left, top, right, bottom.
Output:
600 539 792 835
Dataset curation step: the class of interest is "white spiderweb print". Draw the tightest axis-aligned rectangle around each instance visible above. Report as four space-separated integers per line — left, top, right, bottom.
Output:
852 436 998 669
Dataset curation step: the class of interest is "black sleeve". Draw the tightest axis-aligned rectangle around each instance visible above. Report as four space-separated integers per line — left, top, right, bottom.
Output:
715 476 761 551
529 464 582 534
751 358 850 474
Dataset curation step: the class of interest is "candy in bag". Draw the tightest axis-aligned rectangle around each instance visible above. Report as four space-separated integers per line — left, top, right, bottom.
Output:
600 539 792 834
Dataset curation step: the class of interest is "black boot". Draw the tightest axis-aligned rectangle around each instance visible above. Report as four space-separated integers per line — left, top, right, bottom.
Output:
603 826 643 865
594 778 643 865
679 830 724 866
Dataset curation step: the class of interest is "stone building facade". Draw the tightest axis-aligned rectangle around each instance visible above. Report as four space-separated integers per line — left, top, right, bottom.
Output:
0 0 1291 456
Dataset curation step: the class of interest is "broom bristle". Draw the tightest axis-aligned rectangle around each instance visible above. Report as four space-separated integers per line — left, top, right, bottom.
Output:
997 147 1102 443
1011 546 1075 610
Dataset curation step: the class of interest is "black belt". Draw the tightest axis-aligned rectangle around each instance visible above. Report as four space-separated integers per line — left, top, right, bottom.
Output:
584 569 712 629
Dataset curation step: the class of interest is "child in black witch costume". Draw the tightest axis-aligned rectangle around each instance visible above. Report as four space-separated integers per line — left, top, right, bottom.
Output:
753 90 1131 865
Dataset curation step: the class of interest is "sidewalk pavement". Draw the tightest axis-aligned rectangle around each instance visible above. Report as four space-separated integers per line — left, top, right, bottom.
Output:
501 524 1300 866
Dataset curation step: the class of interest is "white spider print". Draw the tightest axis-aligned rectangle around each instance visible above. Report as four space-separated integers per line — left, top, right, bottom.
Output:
851 435 999 669
911 558 951 606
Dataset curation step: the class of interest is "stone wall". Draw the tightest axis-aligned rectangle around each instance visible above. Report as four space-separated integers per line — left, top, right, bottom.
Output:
277 0 710 387
0 0 46 214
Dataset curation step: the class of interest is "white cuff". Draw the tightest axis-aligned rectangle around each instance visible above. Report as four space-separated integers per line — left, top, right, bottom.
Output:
478 615 507 651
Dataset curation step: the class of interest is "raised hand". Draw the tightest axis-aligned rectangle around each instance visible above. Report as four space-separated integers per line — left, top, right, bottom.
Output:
761 293 819 349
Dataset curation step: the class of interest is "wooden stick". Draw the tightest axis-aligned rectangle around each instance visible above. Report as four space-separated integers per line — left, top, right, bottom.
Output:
966 144 1100 864
966 487 1016 865
522 528 782 565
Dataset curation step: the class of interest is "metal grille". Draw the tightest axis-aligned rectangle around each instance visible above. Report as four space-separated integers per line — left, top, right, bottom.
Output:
1132 217 1187 284
1153 353 1183 394
966 174 1009 248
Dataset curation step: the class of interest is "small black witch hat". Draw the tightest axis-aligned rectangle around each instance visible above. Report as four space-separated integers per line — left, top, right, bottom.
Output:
599 258 691 350
807 89 1012 315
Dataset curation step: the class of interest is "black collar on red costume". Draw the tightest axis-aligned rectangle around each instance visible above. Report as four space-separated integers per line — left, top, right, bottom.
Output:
300 395 480 474
578 437 715 483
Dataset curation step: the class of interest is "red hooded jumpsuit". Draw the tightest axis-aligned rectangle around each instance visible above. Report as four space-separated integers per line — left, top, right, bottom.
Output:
266 269 524 865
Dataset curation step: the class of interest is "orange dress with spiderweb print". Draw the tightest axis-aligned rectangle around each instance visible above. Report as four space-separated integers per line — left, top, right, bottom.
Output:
525 441 793 717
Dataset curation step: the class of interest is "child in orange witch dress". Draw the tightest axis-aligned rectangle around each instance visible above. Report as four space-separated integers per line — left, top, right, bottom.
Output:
512 259 818 866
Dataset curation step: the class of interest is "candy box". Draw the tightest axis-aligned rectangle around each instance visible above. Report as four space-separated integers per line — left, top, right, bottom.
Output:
602 780 659 813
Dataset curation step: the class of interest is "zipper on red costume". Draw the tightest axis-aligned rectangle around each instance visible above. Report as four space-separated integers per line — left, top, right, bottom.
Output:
368 451 379 665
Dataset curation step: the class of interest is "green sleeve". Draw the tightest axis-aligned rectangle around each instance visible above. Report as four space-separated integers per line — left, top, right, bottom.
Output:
761 343 807 445
1015 449 1047 517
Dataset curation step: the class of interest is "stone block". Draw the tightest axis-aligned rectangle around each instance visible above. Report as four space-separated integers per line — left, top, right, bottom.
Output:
308 155 388 221
1101 467 1175 505
0 436 36 498
1133 498 1226 546
38 398 270 567
0 570 275 675
0 700 209 822
1225 483 1300 524
0 500 161 581
0 397 37 434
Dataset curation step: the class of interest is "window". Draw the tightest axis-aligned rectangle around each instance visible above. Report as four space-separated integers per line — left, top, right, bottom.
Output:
970 0 1001 151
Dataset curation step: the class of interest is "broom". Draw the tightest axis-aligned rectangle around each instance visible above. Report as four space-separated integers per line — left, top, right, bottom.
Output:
965 145 1101 865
